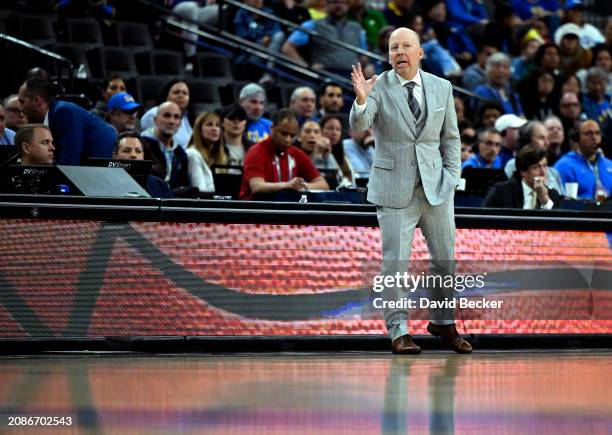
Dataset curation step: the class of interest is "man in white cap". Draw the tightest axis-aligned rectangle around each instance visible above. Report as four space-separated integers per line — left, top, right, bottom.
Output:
494 114 527 168
560 0 605 49
239 83 273 143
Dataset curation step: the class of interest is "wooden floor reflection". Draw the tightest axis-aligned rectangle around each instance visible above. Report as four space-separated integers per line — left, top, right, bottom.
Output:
1 351 611 434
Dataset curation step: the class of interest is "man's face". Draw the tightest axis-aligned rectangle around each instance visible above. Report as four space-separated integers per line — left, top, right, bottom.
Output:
560 35 579 55
559 93 581 119
23 127 55 165
18 84 45 123
320 85 343 113
292 89 316 118
477 46 497 67
488 61 510 86
271 119 298 151
223 116 247 137
586 76 607 101
102 78 126 102
531 124 550 150
503 127 520 149
4 97 27 130
427 2 447 22
167 82 190 112
241 93 265 120
477 132 502 163
109 109 138 133
155 103 181 136
481 108 502 128
327 0 349 18
595 49 612 72
578 121 601 158
544 119 564 144
113 137 144 160
461 142 473 162
299 121 322 153
389 28 424 80
520 157 548 188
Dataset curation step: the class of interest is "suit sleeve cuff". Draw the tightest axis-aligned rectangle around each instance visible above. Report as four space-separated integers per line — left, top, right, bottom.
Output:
354 101 366 113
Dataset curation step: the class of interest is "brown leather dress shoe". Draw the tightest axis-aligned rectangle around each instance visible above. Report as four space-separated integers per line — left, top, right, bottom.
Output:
427 323 473 354
391 334 422 355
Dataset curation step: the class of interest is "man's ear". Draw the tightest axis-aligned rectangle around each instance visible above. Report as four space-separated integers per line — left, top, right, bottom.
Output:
21 142 31 157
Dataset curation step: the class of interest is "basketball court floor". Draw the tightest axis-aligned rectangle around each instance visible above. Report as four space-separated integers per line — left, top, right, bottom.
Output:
1 350 611 434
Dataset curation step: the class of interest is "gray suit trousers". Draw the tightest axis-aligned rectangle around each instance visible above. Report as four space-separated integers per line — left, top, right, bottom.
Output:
377 183 456 341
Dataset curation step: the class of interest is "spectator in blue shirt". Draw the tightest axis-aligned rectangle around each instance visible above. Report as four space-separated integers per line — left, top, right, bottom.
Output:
554 119 612 199
474 52 525 116
462 128 504 169
238 83 273 143
462 42 498 91
581 67 611 124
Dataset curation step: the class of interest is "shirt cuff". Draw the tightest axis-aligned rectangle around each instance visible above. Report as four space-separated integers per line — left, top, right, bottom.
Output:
354 101 366 113
540 199 554 210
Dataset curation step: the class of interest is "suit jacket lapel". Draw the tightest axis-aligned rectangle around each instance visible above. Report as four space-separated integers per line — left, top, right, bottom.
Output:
416 71 434 141
512 180 524 208
387 71 416 137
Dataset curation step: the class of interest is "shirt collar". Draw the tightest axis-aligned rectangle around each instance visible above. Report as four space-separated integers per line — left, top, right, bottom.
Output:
395 70 422 89
44 111 49 127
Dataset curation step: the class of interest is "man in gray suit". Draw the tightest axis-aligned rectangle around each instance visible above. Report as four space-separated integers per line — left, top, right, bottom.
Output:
350 28 472 355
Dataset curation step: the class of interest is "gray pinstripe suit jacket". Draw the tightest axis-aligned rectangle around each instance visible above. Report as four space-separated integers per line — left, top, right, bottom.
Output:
349 69 461 208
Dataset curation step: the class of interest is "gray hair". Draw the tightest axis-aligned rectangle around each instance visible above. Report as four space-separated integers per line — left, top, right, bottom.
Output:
239 83 266 102
290 86 316 105
485 52 511 73
477 127 502 143
586 66 608 83
543 115 562 126
3 94 19 107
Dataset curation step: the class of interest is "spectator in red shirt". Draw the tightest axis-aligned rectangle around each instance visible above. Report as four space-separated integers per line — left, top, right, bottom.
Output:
240 109 329 200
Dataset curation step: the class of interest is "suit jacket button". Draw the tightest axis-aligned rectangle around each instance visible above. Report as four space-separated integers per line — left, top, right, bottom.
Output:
411 160 417 166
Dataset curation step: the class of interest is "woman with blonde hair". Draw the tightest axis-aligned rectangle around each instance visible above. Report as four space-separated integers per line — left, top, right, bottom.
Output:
186 112 228 193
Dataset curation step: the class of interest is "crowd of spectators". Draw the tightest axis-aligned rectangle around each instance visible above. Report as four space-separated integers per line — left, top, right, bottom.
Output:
1 0 611 207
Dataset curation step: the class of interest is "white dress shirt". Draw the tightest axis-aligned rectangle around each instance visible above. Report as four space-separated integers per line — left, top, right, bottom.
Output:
521 180 553 210
354 70 423 114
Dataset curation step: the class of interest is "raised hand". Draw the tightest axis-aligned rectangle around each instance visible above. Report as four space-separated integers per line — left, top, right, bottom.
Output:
351 63 377 105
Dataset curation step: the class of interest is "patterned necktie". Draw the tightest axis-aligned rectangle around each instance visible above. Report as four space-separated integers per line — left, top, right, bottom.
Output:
404 81 421 120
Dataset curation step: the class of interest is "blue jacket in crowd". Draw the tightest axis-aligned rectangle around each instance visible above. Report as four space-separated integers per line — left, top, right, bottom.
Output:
554 151 612 199
48 100 116 165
